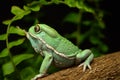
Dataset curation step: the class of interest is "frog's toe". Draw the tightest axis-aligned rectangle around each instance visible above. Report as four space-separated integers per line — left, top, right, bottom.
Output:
31 74 46 80
31 75 40 80
78 62 91 72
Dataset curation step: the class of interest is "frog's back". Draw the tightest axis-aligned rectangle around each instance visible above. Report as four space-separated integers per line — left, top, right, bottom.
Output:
56 36 80 56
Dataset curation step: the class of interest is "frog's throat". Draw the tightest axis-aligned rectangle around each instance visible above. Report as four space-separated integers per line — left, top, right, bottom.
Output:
28 32 75 59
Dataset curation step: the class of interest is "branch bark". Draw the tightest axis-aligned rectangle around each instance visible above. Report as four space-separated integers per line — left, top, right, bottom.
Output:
39 51 120 80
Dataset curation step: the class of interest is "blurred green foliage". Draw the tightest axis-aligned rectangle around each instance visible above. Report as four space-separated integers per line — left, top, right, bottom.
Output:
0 0 108 80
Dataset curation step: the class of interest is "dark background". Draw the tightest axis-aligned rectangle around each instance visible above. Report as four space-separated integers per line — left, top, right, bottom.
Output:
0 0 119 53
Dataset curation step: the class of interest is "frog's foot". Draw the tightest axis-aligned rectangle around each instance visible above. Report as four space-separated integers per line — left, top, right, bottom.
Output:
76 49 94 72
78 62 91 72
31 74 48 80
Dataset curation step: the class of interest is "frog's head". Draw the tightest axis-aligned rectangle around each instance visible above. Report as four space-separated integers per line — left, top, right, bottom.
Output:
24 24 60 54
27 24 59 38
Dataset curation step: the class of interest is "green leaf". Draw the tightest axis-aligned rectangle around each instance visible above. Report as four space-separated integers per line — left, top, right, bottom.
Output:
64 0 76 7
98 21 105 29
2 54 34 75
11 6 25 15
9 38 25 48
0 34 7 40
9 26 25 36
0 27 25 40
0 38 25 58
0 48 9 58
51 0 60 4
100 43 108 52
91 48 103 57
4 77 7 80
27 1 41 11
2 62 15 75
40 0 49 5
2 20 12 25
13 54 34 66
83 21 92 26
20 67 35 80
12 15 24 21
23 5 30 11
11 6 31 21
76 1 94 13
90 36 101 45
90 38 98 45
63 1 94 13
30 5 40 11
63 12 79 24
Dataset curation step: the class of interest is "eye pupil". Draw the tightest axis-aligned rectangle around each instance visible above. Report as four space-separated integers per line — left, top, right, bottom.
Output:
34 25 40 32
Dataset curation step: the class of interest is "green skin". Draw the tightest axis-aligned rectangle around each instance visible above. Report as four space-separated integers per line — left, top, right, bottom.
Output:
25 24 94 80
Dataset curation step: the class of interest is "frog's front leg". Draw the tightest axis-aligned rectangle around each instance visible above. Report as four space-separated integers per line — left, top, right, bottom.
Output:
76 49 94 72
31 51 53 80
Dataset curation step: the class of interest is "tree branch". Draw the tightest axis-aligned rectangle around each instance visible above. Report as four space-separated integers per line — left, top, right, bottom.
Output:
39 51 120 80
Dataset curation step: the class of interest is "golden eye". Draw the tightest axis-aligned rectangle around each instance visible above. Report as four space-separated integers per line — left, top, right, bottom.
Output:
34 24 40 32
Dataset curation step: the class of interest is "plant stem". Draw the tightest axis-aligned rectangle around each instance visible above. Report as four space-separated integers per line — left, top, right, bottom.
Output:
76 10 83 46
6 20 16 71
6 20 22 79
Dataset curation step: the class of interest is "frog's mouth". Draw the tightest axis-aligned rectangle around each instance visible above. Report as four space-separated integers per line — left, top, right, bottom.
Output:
24 30 30 39
24 30 38 40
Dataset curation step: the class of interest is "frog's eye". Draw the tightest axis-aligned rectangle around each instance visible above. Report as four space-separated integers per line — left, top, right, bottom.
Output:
34 25 40 33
